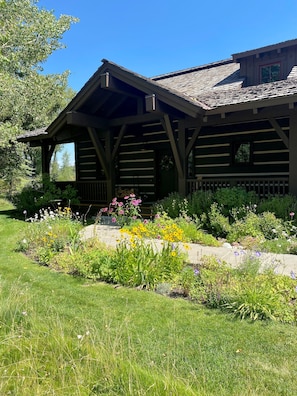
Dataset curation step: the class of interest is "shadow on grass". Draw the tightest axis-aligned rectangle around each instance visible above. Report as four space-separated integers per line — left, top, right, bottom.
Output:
0 208 24 221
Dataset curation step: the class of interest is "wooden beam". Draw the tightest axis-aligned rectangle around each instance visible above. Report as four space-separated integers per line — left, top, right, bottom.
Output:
87 127 110 179
67 111 108 129
112 124 127 161
161 114 183 178
145 94 157 112
268 117 289 149
186 120 202 157
178 120 187 196
289 112 297 195
109 111 162 127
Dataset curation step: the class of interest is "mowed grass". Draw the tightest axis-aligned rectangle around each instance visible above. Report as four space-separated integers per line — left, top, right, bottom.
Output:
0 198 297 395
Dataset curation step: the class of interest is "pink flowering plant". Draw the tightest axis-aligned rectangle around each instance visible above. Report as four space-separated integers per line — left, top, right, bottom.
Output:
102 193 142 226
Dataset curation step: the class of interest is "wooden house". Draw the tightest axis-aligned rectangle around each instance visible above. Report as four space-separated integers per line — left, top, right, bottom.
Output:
18 39 297 204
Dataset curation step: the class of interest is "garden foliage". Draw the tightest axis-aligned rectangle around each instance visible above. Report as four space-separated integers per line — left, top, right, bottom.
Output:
17 187 297 323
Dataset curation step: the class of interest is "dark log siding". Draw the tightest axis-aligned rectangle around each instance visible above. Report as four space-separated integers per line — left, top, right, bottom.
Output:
76 139 103 181
193 118 289 178
74 116 291 202
115 122 173 201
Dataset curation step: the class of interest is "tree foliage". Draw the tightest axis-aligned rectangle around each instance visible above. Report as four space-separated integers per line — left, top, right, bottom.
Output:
0 0 78 193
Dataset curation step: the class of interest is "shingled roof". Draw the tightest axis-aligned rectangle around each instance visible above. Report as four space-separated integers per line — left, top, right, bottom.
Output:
153 57 297 110
18 39 297 142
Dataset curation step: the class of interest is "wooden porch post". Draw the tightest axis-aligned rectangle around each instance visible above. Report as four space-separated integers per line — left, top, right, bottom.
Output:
178 120 187 196
41 143 55 181
289 111 297 196
105 128 115 203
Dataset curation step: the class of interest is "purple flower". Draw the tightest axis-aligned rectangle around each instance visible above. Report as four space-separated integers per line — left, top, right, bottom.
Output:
255 251 261 257
194 269 199 276
234 251 240 256
290 270 296 280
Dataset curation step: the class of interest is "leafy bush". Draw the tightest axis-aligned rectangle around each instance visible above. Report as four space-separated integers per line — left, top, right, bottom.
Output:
152 192 189 218
175 256 235 307
187 190 214 217
56 239 115 281
12 176 79 215
214 187 258 216
201 202 231 237
257 194 297 221
17 207 82 265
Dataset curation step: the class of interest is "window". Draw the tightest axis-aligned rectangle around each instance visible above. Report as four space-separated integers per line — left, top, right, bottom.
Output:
260 63 281 83
233 142 252 165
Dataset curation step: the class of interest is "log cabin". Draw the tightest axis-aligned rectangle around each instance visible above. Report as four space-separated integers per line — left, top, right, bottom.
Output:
18 38 297 205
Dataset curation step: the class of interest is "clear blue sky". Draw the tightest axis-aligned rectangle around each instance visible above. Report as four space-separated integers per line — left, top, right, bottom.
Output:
38 0 297 92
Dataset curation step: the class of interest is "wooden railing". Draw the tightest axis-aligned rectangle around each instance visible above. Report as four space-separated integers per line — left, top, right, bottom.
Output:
56 181 108 203
187 177 289 198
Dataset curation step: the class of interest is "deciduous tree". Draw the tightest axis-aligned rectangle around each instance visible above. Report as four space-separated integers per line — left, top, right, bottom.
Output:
0 0 78 194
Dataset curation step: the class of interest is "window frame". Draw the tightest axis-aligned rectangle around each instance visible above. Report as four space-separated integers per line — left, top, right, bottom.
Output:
259 62 281 84
232 141 253 166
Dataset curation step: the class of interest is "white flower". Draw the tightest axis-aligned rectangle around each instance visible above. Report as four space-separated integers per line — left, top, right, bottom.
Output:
77 334 83 340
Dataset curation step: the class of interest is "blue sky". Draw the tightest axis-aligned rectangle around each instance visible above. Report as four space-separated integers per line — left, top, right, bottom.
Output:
38 0 297 92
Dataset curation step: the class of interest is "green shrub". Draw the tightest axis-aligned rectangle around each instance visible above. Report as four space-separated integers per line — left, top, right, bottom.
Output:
257 194 297 221
227 212 264 243
202 202 231 237
258 211 287 240
175 256 235 307
187 190 214 217
12 176 79 215
153 192 189 218
17 207 82 265
214 187 258 216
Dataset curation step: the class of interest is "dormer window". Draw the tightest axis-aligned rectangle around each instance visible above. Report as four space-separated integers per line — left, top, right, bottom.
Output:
260 63 281 83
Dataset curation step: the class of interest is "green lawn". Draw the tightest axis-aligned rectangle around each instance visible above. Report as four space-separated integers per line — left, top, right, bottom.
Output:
0 199 297 395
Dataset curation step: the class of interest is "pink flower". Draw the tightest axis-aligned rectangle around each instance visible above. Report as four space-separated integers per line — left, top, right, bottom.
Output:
130 193 136 198
143 219 148 224
119 209 124 215
290 212 295 218
124 195 129 199
118 201 124 207
111 217 117 223
101 207 108 213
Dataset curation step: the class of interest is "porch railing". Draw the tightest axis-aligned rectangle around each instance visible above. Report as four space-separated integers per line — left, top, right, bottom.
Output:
187 177 289 198
56 181 108 203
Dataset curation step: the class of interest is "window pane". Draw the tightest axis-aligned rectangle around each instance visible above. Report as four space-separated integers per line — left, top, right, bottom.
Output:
261 64 280 83
234 142 250 163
